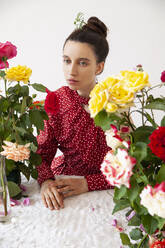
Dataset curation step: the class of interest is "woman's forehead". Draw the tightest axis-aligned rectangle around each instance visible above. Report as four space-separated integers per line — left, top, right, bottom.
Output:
63 40 96 60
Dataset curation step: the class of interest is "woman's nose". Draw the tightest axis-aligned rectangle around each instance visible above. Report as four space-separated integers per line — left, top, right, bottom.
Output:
69 63 77 75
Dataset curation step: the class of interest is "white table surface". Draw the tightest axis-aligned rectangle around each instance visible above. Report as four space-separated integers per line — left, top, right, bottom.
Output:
0 176 128 248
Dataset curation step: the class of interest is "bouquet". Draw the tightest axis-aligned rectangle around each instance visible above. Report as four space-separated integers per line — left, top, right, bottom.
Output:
89 65 165 247
0 41 47 199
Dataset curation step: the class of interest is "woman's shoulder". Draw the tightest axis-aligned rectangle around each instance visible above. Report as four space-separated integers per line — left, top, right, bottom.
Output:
44 86 74 115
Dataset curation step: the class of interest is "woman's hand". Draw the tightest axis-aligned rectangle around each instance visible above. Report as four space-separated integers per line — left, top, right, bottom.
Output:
40 179 64 210
54 178 89 198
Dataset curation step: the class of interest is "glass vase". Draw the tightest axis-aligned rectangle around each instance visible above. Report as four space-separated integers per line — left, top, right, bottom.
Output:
0 155 11 222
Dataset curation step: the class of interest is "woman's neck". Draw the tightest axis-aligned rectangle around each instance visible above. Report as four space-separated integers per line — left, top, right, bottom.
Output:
77 82 96 98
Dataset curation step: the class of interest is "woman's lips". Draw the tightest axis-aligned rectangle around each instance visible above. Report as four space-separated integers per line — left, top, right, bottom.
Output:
68 79 79 84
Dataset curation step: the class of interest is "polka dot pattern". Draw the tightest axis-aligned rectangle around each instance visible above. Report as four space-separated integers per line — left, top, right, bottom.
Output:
36 86 113 191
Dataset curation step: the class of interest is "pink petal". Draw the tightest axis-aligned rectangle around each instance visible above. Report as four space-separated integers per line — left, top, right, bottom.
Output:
112 219 118 227
22 198 30 206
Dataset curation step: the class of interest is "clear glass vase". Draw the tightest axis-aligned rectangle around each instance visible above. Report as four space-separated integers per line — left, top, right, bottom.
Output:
0 155 11 222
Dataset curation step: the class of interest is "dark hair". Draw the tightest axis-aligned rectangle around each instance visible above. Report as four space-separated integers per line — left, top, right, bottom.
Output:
63 16 109 63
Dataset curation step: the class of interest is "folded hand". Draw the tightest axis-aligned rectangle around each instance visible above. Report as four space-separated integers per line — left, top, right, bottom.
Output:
54 178 89 198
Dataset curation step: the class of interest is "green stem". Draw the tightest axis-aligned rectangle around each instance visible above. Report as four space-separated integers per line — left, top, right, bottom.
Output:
0 156 7 216
144 89 156 124
146 83 163 93
137 162 149 185
12 110 19 144
4 61 8 98
141 89 145 126
121 111 136 131
4 79 7 98
137 234 148 248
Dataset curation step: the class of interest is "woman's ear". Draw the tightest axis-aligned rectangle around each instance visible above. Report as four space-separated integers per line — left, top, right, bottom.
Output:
96 61 105 75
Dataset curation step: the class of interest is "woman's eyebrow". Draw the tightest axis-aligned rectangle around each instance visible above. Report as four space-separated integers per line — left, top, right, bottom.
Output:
63 55 90 61
79 58 90 61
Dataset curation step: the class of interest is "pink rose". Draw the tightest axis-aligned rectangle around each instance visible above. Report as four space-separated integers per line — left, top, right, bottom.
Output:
100 148 136 188
0 41 17 69
160 71 165 83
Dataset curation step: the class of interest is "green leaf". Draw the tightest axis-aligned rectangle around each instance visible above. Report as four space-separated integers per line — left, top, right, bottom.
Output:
132 126 155 144
145 99 165 111
154 215 165 230
120 233 132 246
131 142 147 162
29 152 42 166
5 159 17 176
8 84 21 95
7 181 22 197
30 143 38 152
29 109 44 130
161 116 165 126
0 70 6 77
114 185 127 200
156 164 165 183
0 98 10 112
20 85 29 96
141 215 158 234
128 177 140 204
94 110 122 131
133 197 148 215
144 112 158 128
129 228 143 241
112 199 130 214
21 96 27 114
31 168 38 179
31 83 46 92
17 163 30 180
15 126 27 136
128 214 141 226
40 110 49 120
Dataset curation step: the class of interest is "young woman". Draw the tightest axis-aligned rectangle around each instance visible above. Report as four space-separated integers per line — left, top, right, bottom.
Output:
37 16 112 211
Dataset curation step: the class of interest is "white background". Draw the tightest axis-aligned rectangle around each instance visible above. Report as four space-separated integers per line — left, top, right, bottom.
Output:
0 0 165 125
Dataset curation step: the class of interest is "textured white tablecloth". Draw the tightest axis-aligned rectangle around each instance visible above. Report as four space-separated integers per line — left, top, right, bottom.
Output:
0 176 128 248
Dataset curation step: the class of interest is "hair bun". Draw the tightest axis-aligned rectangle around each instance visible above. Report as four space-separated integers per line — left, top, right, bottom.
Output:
83 16 108 38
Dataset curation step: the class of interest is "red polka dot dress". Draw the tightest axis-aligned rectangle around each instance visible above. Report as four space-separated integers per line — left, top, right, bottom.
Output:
36 86 113 191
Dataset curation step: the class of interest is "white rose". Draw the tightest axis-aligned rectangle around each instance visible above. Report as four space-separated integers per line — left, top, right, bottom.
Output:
140 182 165 219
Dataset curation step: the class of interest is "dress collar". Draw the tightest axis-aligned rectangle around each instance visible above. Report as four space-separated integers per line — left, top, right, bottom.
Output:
68 87 90 105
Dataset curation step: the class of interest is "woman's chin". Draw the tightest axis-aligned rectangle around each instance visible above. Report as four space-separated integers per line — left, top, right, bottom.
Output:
68 84 79 91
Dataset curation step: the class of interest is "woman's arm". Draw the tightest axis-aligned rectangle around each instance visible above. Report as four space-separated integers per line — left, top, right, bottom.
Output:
85 173 113 191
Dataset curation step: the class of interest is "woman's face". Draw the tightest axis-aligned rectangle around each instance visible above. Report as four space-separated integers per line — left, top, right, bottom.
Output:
63 40 104 94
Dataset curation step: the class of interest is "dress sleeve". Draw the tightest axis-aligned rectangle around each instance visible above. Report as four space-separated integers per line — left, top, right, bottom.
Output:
36 89 59 186
85 174 113 191
36 117 58 186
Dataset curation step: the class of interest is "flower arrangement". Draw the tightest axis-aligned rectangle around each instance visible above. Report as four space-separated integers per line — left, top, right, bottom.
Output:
0 41 47 199
89 66 165 247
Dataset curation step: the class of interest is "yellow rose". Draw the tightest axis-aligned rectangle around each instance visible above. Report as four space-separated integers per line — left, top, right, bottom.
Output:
109 80 134 105
105 102 118 113
5 65 32 84
89 90 109 117
120 70 150 92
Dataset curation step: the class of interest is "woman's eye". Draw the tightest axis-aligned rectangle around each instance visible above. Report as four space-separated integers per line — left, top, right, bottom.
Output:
79 61 87 66
63 59 71 64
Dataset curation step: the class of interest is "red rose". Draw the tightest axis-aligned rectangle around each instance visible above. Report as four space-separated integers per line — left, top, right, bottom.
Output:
150 239 165 248
148 127 165 161
44 88 59 115
29 100 45 110
0 41 17 69
161 71 165 83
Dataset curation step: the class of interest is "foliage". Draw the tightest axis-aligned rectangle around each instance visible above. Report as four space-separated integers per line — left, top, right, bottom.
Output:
89 66 165 247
